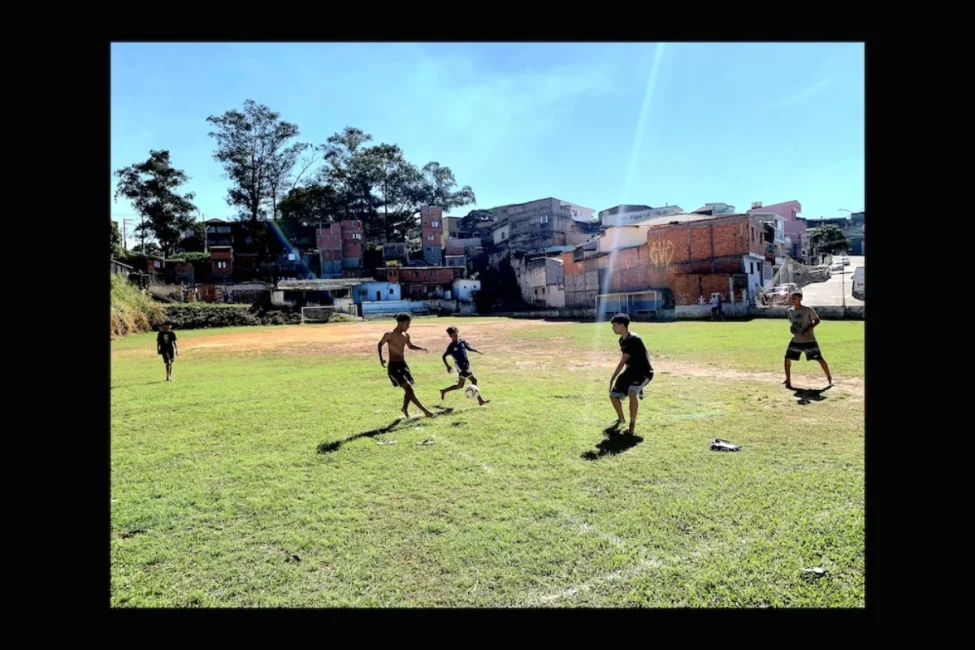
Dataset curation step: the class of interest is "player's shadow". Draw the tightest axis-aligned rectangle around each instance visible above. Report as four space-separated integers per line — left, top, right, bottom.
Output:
316 407 456 454
789 386 832 406
581 423 644 461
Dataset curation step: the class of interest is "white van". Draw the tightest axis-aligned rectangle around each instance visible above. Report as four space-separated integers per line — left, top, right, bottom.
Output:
852 267 865 300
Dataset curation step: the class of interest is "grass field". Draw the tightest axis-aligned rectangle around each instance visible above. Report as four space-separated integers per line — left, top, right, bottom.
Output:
111 317 864 607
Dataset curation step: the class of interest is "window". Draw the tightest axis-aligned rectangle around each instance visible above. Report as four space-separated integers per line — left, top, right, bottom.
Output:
389 288 394 295
540 215 549 224
428 235 435 241
432 220 439 227
217 261 227 269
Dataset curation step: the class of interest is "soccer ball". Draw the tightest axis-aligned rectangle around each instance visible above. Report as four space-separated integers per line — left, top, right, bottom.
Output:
465 385 480 400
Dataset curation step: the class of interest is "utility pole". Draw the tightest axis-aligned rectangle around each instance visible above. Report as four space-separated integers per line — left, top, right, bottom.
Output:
122 218 135 251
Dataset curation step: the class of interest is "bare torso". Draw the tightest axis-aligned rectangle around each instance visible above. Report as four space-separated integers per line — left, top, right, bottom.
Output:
384 330 410 361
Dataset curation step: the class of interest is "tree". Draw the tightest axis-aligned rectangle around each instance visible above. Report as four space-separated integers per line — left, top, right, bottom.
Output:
360 144 424 242
809 224 850 257
111 220 123 259
316 126 477 242
320 127 379 225
206 100 304 223
278 183 341 228
177 220 207 253
113 150 198 257
130 242 162 256
418 162 476 213
266 141 312 221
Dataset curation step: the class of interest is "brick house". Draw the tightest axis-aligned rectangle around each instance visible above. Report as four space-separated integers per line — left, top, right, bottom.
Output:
420 206 444 265
563 212 770 310
317 220 365 278
375 265 465 299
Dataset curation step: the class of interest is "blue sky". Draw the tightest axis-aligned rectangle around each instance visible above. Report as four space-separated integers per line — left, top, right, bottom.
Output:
111 42 864 238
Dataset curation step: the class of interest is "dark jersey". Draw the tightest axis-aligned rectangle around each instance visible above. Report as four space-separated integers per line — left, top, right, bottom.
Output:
157 330 177 352
619 333 652 375
445 339 474 369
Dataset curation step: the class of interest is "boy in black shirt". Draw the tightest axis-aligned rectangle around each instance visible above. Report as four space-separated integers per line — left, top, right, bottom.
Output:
608 313 654 435
440 327 490 405
156 321 179 382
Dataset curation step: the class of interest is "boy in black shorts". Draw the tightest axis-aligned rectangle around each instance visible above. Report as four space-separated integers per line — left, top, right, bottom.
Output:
157 321 179 382
439 327 490 405
784 290 833 389
378 313 435 418
608 313 654 435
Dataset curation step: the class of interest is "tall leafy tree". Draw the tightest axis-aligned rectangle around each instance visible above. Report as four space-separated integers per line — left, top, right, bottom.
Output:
320 127 377 224
418 162 476 213
278 183 341 229
206 100 304 223
113 150 198 256
809 224 850 257
360 143 424 241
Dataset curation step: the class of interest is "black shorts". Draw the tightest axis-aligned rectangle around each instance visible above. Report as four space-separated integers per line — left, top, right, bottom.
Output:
388 361 414 387
457 366 475 379
160 349 175 364
610 368 654 399
785 340 823 361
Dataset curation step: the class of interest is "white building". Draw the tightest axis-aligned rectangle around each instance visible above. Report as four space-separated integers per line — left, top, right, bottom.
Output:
597 225 653 253
452 278 481 303
598 204 684 227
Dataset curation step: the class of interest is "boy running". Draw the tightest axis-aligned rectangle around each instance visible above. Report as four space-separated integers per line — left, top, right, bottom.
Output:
439 327 490 405
608 313 654 435
378 313 435 418
157 321 179 382
784 291 833 389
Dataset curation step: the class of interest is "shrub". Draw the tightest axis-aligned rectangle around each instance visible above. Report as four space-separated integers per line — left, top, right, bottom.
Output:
160 303 302 330
111 275 164 339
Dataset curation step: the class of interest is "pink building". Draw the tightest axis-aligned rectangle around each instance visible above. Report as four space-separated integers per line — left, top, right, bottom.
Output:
747 200 805 259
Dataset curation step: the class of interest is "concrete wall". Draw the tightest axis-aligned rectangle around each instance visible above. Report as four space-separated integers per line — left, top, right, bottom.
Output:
598 226 651 252
453 279 481 302
361 299 430 318
752 305 864 320
423 245 443 266
493 223 510 245
493 308 597 320
354 282 401 304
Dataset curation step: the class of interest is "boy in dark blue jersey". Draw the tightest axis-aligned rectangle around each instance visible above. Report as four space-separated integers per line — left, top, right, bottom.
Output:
439 327 490 406
608 313 654 436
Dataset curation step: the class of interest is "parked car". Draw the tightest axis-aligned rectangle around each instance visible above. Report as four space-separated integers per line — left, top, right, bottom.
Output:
841 256 850 266
760 282 800 306
852 267 864 300
831 261 844 271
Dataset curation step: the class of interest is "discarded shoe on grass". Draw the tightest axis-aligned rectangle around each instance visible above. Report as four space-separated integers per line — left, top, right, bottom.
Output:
710 439 742 452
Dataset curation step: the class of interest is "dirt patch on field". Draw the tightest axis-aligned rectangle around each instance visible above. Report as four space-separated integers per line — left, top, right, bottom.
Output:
119 320 863 397
167 319 565 358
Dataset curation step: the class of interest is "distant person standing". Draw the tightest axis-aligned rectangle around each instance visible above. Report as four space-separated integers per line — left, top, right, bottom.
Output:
157 321 179 382
784 291 833 389
710 294 720 320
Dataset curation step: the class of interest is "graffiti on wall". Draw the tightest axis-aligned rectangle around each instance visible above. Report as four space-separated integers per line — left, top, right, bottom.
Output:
649 239 676 266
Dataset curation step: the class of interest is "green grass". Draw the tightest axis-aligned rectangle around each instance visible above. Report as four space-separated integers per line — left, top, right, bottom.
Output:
111 318 864 607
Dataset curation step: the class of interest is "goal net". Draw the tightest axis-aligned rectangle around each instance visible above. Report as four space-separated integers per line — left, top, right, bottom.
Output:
301 306 337 323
